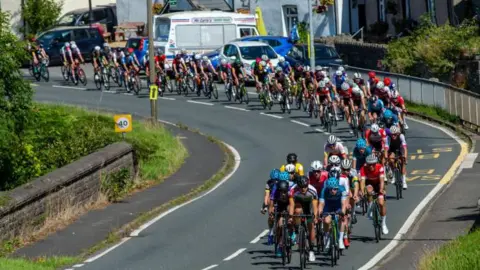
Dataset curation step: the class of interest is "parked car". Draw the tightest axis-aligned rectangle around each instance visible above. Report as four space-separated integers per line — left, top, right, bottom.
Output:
284 43 343 67
208 41 279 81
56 4 117 35
36 26 105 65
232 36 294 57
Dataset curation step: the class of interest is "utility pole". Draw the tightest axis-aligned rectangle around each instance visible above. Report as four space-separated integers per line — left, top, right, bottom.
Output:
147 0 157 122
88 0 93 28
307 0 315 68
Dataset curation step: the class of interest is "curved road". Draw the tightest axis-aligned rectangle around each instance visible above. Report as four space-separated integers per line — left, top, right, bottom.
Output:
28 67 461 270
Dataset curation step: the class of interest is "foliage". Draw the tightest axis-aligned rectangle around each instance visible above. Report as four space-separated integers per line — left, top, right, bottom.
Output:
101 168 132 202
152 3 163 15
0 255 79 270
297 21 309 44
369 21 389 36
384 14 479 79
21 0 63 36
320 0 334 5
405 100 461 125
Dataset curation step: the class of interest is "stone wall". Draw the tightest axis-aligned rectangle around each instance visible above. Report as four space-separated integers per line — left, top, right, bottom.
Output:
0 142 137 241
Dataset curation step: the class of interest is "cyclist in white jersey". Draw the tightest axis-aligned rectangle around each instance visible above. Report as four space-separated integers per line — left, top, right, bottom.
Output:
323 135 348 165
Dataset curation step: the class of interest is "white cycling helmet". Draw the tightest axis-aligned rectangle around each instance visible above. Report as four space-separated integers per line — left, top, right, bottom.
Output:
384 86 390 92
352 86 362 95
275 66 283 72
230 55 236 61
335 70 343 76
390 125 400 134
181 48 187 54
311 160 323 171
376 81 385 89
353 72 361 79
285 164 296 173
327 134 337 145
71 44 78 49
94 46 101 51
341 159 352 170
195 54 201 60
366 154 378 164
103 42 109 48
328 155 341 165
221 58 227 65
70 41 76 45
315 65 322 71
319 80 326 88
202 56 208 61
278 56 285 62
64 42 70 47
371 123 380 133
323 77 330 84
341 82 350 91
261 54 269 61
320 70 327 77
338 66 345 72
259 60 266 67
391 90 399 99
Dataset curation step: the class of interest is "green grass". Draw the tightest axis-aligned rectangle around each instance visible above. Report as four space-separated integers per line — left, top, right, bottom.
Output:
0 256 79 270
419 229 480 270
405 100 461 125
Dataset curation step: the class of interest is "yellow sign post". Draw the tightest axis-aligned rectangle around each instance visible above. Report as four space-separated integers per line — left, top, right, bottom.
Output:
114 114 132 139
149 84 158 100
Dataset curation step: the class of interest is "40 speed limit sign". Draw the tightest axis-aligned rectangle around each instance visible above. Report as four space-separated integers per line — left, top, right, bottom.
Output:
114 114 132 133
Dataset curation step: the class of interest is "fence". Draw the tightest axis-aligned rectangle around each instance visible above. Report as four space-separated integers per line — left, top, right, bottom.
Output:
336 65 480 130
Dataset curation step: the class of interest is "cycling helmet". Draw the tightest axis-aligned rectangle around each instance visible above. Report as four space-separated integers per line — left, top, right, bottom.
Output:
285 164 296 173
315 65 322 71
304 65 311 72
390 125 400 134
391 83 397 90
318 80 326 88
297 176 309 188
366 154 378 164
341 82 350 91
391 90 399 99
371 123 380 133
320 70 327 77
70 41 76 45
327 135 337 145
202 56 208 61
353 72 361 79
157 48 164 55
287 153 298 164
221 58 228 65
64 42 70 47
103 42 110 48
128 48 134 54
278 180 289 192
368 71 376 78
376 81 385 89
181 49 187 54
341 159 352 170
261 54 269 61
356 138 367 149
270 169 280 180
195 54 201 60
230 55 236 61
275 66 283 73
328 155 341 165
338 66 345 72
278 56 285 62
279 171 290 181
383 110 393 119
326 177 340 189
311 160 323 171
259 60 266 67
369 95 378 103
352 86 362 95
94 46 101 51
335 70 343 76
71 44 78 49
384 77 391 86
323 77 330 84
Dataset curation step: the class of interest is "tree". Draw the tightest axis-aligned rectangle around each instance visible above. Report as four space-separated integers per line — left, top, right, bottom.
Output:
22 0 63 37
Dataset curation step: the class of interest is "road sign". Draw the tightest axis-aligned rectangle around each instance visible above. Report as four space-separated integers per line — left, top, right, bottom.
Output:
114 114 132 133
149 84 158 100
169 0 177 5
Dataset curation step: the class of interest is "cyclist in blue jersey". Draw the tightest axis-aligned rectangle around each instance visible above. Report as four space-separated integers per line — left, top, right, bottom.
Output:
332 69 346 92
262 169 280 214
367 95 385 124
318 177 348 250
352 138 373 171
382 109 399 130
268 172 292 255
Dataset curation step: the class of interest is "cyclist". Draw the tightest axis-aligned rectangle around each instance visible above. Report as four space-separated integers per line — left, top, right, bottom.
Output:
353 73 368 96
376 83 391 107
190 54 203 90
172 49 189 77
302 66 317 98
383 77 392 90
323 135 348 165
339 159 359 247
277 56 293 82
367 71 378 96
308 160 329 195
318 79 333 123
123 49 139 83
338 82 355 134
260 54 275 71
288 176 318 262
253 60 270 94
92 46 106 80
292 64 304 96
365 123 388 165
390 90 409 130
360 154 388 235
337 66 347 77
387 126 408 189
59 42 71 70
352 138 373 172
231 56 246 89
273 66 288 98
268 177 291 257
382 109 400 130
262 169 281 245
318 177 348 250
332 70 346 93
326 155 342 179
352 85 367 129
367 95 385 124
218 58 233 88
280 153 305 176
69 42 84 79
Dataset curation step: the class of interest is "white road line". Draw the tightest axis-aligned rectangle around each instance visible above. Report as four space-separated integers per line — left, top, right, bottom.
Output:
460 153 478 169
52 85 86 91
30 83 39 87
259 112 283 119
187 100 214 106
200 265 218 270
65 268 74 270
102 90 117 94
157 119 177 126
315 128 324 133
223 248 247 261
250 229 269 244
224 106 250 112
84 237 130 263
358 117 468 270
248 91 257 95
123 93 134 96
72 264 85 268
290 120 310 127
159 97 176 100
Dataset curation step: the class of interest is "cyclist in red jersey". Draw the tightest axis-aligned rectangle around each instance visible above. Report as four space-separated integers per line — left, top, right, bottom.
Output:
365 123 388 164
338 82 355 134
390 90 408 130
308 160 329 194
317 79 332 122
360 154 388 235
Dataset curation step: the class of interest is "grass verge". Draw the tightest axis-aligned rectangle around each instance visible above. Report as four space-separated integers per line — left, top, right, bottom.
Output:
418 229 480 270
0 256 79 270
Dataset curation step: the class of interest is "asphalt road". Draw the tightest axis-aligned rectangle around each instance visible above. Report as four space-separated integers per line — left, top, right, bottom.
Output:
28 66 462 270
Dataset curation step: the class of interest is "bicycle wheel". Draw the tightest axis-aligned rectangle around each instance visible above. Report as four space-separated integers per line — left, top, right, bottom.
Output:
41 65 50 82
167 76 174 93
395 167 402 200
352 110 359 138
330 225 337 267
298 226 306 270
225 83 232 101
296 92 302 110
285 91 291 114
267 92 273 110
280 94 286 113
313 100 319 118
372 202 381 242
103 73 110 91
316 223 324 253
94 73 102 90
61 65 69 81
176 79 182 95
281 223 288 266
182 81 189 96
242 85 249 104
78 68 87 86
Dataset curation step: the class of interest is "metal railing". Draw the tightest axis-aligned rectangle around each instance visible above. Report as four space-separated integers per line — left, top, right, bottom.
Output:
333 64 480 128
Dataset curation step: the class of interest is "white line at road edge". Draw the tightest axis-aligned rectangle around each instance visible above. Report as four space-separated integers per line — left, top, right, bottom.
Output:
224 105 250 112
159 97 176 100
223 248 247 261
187 100 214 106
200 264 218 270
250 229 269 244
259 112 283 119
81 120 241 265
52 85 86 91
358 116 468 270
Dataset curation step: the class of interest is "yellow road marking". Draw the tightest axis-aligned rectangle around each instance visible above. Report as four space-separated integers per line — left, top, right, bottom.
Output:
411 169 435 175
432 147 452 152
440 142 468 184
417 153 440 159
417 149 422 154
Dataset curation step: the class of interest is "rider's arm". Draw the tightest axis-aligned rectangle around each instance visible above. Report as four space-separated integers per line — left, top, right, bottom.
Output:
401 134 408 160
288 196 295 217
318 188 326 215
379 166 386 192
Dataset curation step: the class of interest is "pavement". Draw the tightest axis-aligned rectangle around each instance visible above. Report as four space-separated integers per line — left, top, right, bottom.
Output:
13 116 225 258
25 66 464 270
375 136 480 270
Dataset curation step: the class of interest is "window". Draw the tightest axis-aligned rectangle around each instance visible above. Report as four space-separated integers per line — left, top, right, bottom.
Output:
239 45 277 60
378 0 386 22
176 24 237 47
224 45 239 57
314 46 339 59
37 30 71 44
73 29 88 40
223 45 231 56
57 13 79 26
154 18 170 42
240 27 255 37
287 46 304 59
264 39 281 47
93 9 107 21
283 5 298 35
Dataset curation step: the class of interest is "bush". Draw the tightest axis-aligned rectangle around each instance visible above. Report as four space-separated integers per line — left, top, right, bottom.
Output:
101 168 132 202
21 0 63 36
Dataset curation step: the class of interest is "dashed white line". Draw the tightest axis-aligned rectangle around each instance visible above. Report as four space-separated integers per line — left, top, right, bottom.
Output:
223 248 247 261
200 264 218 270
224 105 250 112
52 85 86 91
290 120 310 127
102 90 117 94
248 91 257 95
72 264 85 268
123 93 134 96
315 128 324 133
259 112 283 119
159 97 176 100
187 100 214 106
250 229 269 244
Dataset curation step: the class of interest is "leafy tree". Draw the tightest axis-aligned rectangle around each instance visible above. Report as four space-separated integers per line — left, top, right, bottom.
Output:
22 0 63 36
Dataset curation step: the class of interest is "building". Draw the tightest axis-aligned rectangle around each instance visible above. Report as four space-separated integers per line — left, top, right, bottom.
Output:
0 0 116 37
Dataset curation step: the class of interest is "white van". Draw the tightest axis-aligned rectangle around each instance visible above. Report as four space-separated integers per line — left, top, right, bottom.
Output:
153 11 259 61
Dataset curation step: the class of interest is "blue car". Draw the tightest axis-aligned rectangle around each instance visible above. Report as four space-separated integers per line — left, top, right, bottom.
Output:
125 37 149 65
232 36 294 57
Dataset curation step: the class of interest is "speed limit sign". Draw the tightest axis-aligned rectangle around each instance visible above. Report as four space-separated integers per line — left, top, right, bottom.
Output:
114 114 132 133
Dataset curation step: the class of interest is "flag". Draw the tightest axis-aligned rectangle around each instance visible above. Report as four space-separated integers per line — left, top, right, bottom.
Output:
290 23 300 42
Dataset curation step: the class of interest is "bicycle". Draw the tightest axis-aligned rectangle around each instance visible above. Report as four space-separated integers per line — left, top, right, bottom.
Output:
279 87 291 114
237 76 249 104
175 71 189 96
224 73 235 101
349 104 360 138
71 63 87 86
33 58 49 82
280 211 292 266
308 91 319 119
206 73 219 99
367 190 382 243
155 70 170 97
259 78 273 110
127 68 141 95
61 62 70 82
94 66 110 91
322 212 342 267
389 155 405 200
290 214 313 270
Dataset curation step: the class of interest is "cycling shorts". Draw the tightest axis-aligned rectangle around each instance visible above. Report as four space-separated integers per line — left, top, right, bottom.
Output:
324 202 342 214
365 179 384 199
353 98 363 108
388 147 405 157
370 141 383 152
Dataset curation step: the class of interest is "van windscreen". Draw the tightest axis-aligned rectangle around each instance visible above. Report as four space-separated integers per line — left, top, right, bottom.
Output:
155 18 170 42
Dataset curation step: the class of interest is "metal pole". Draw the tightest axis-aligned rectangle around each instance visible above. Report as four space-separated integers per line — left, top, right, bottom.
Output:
88 0 93 28
308 0 315 68
147 0 157 122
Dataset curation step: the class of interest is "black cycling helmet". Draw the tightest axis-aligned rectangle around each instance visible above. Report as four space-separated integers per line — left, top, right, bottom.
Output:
297 176 309 188
286 153 298 164
278 180 289 192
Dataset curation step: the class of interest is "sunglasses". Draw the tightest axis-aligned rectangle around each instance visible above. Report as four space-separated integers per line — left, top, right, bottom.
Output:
331 188 338 191
314 170 321 174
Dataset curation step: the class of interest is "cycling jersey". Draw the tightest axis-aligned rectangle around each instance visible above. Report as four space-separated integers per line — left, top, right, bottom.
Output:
353 78 365 87
219 63 232 74
199 59 212 72
377 87 391 100
383 114 399 128
280 163 305 176
338 87 353 99
360 164 385 183
277 62 291 74
388 134 407 153
265 179 277 192
324 142 347 157
270 187 290 212
366 129 388 150
289 184 318 213
232 62 244 75
333 75 346 89
391 96 405 107
274 72 287 85
368 99 385 113
308 170 329 194
319 185 347 213
318 87 330 97
340 171 358 191
352 146 373 170
337 174 350 193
